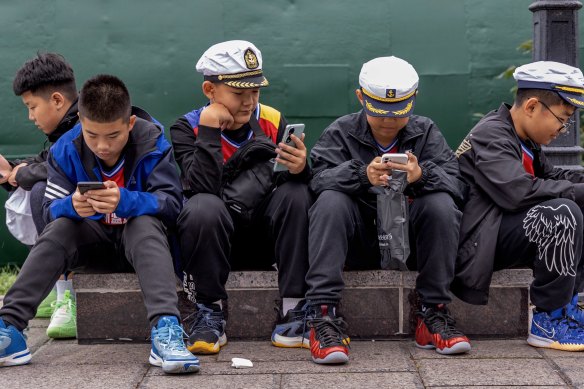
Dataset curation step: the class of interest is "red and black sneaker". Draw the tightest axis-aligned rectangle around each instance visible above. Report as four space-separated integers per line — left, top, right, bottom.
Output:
415 304 471 355
307 304 349 364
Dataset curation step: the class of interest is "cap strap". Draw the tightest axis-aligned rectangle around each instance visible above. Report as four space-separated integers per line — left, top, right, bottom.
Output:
361 87 416 103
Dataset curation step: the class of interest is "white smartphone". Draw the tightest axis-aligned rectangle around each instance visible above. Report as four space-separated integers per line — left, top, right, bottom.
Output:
381 153 408 165
274 123 306 172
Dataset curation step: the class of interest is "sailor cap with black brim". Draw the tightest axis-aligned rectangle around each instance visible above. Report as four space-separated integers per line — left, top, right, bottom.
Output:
513 61 584 108
196 40 269 89
359 56 419 118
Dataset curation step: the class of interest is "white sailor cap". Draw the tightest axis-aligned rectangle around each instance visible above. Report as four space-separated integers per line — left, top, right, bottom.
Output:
359 56 419 117
196 40 269 89
513 61 584 108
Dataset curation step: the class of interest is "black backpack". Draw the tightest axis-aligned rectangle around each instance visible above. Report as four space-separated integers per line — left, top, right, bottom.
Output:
220 118 277 224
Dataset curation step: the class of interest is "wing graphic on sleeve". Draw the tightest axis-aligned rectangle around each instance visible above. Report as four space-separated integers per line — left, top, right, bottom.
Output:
523 204 577 277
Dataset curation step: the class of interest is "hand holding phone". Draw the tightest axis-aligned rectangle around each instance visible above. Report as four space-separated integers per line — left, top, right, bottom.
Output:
381 153 408 166
274 124 306 172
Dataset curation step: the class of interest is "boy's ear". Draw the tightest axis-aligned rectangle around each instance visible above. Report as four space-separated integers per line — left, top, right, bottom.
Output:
202 81 216 100
49 92 67 110
128 115 137 131
524 97 538 117
355 88 364 106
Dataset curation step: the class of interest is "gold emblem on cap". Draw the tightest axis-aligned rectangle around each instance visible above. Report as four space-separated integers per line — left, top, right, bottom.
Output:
554 85 584 95
244 49 259 69
365 100 389 115
392 100 414 116
225 78 269 88
568 97 584 106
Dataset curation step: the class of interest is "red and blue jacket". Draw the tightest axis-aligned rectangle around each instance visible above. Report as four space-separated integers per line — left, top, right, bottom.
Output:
42 107 183 227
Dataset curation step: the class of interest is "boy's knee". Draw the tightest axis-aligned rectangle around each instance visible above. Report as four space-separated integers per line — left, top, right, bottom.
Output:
309 190 355 220
412 192 460 221
178 193 230 230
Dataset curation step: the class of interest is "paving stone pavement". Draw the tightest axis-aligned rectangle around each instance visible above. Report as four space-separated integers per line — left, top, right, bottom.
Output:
1 318 584 388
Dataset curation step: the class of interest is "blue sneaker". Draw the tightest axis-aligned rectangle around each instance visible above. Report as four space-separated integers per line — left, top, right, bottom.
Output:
149 316 200 374
271 300 312 348
0 317 31 367
566 294 584 325
185 303 227 354
527 308 584 351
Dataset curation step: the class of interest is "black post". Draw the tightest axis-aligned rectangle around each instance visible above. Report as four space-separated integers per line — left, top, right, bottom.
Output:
530 0 583 169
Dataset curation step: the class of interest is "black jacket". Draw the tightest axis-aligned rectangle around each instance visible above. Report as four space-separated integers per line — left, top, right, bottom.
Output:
453 103 584 305
170 104 310 197
5 99 79 191
310 110 466 206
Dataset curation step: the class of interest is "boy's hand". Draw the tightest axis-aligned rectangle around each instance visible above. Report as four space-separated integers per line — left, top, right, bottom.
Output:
7 163 27 187
275 133 307 175
72 190 96 218
199 103 234 131
0 154 12 184
367 156 391 186
85 180 120 214
383 152 422 183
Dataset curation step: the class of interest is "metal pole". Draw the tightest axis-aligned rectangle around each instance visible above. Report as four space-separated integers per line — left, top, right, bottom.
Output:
530 0 583 169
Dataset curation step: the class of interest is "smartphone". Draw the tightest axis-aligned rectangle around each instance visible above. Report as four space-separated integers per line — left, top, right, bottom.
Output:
77 181 106 194
273 123 306 172
381 153 408 165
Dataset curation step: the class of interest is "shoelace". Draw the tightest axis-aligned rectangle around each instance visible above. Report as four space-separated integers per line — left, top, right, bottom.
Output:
273 303 313 345
557 315 584 333
50 297 74 317
155 322 189 352
419 308 465 338
308 316 349 348
184 308 224 334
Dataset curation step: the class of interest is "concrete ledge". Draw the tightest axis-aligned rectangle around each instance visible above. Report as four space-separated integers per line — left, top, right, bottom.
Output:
73 269 533 344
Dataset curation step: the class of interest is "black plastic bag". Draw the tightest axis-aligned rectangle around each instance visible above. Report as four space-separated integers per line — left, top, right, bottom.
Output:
377 170 410 270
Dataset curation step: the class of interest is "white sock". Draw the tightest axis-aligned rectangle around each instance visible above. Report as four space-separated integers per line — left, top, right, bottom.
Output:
56 280 75 302
282 298 302 315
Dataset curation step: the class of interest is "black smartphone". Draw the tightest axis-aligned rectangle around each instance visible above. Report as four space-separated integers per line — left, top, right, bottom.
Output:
77 181 106 194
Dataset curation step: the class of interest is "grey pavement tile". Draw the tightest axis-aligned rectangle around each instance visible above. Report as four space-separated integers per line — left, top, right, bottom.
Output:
550 358 584 388
141 373 280 389
281 372 423 389
31 342 152 365
417 358 565 387
216 340 410 364
149 357 414 377
29 318 50 328
0 364 147 389
23 326 50 354
431 387 567 389
539 347 584 359
409 339 542 359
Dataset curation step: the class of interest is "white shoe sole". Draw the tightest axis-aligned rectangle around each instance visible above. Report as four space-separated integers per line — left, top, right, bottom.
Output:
149 350 200 374
312 351 349 364
0 348 32 367
271 333 310 348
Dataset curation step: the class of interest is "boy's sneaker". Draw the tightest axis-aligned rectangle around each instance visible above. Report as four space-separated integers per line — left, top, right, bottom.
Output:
149 316 200 374
272 300 312 348
307 304 349 365
527 308 584 351
185 303 226 354
415 304 471 355
566 294 584 325
46 290 77 339
35 290 57 318
0 317 31 367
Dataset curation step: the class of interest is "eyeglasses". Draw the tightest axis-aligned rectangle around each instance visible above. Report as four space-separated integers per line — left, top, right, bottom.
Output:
538 101 575 134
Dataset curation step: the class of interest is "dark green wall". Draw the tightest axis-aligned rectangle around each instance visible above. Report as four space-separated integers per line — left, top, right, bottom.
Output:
0 0 582 264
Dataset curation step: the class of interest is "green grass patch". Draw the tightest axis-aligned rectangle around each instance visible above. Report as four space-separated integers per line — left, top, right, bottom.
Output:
0 265 19 296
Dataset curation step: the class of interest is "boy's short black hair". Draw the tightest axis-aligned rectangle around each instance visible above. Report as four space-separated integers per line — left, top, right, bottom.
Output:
78 74 132 123
515 88 571 108
13 52 77 101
